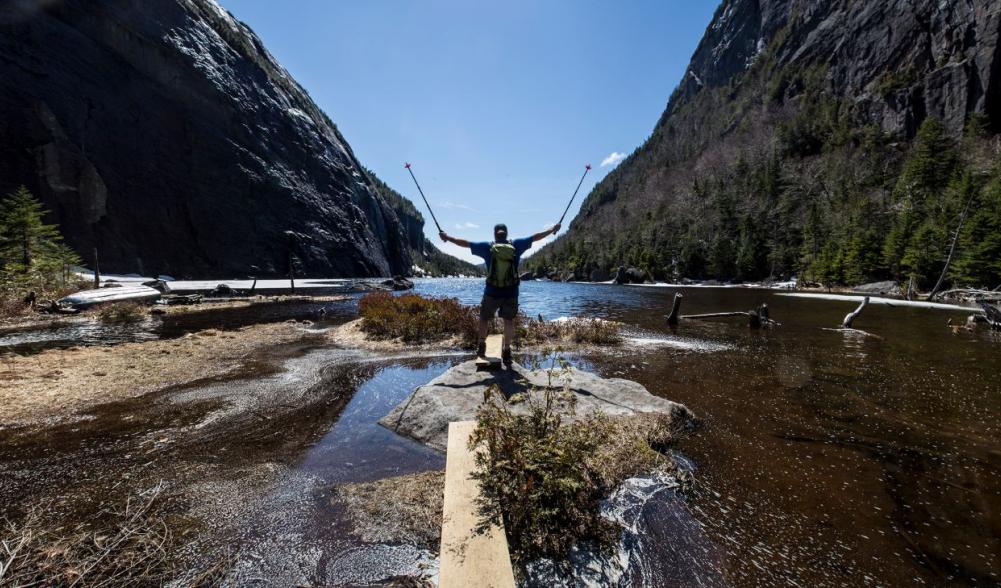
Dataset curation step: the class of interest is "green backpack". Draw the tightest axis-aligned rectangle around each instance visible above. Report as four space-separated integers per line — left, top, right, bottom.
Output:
487 242 519 289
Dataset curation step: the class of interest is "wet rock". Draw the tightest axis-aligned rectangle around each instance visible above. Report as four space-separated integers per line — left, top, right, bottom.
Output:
381 276 414 291
379 360 697 452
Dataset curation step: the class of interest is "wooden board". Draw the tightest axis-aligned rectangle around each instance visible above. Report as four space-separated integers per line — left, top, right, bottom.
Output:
439 421 515 588
475 334 504 370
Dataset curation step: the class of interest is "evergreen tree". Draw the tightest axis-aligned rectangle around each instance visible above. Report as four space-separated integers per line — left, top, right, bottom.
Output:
952 160 1001 288
0 186 80 285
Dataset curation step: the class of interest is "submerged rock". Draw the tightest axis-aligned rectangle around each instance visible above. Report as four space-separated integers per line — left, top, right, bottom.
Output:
378 360 696 452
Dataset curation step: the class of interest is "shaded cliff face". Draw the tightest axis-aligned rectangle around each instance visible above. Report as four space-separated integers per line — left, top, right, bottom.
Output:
0 0 418 278
530 0 1001 285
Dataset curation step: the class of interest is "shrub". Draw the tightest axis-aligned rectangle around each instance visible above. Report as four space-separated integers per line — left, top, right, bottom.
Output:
518 317 623 346
470 358 683 564
96 301 145 323
357 291 478 346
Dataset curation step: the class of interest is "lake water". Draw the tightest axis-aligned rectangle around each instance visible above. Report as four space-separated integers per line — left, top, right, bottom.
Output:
414 279 1000 585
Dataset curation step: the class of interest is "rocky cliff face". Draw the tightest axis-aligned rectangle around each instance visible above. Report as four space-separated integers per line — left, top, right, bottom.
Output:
530 0 1001 286
0 0 424 278
674 0 1000 137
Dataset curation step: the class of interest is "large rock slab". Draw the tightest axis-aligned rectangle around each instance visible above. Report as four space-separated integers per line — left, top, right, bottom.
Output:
379 361 696 452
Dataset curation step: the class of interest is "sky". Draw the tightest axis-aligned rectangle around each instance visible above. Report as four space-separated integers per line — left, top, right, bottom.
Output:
219 0 718 263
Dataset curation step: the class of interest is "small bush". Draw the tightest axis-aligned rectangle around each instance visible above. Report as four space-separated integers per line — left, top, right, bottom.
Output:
96 301 145 323
519 317 623 346
470 358 681 563
357 292 478 346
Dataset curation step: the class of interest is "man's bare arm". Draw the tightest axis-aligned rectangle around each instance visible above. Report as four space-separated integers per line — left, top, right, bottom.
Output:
439 231 471 248
530 223 561 242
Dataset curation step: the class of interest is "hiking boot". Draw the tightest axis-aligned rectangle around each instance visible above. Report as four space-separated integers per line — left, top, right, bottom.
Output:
476 341 486 358
502 347 513 368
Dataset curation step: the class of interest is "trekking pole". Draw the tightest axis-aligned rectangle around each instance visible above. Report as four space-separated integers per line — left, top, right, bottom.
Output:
404 163 443 233
557 164 592 226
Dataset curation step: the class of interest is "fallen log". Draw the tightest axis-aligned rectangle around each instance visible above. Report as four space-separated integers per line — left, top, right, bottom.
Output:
979 302 1001 330
669 296 779 328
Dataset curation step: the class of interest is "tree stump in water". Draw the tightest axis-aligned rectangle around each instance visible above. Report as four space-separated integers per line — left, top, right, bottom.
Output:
666 293 683 326
842 297 869 329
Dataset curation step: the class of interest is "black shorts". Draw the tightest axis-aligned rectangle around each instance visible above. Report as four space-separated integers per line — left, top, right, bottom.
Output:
480 295 518 320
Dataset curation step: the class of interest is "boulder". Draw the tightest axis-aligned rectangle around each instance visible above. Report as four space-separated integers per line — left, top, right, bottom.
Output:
614 266 629 285
625 267 648 284
519 271 536 281
379 360 697 452
142 279 172 294
590 268 610 282
381 275 415 291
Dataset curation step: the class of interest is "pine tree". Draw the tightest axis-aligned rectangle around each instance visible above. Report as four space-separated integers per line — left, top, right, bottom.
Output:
0 186 79 284
952 160 1001 288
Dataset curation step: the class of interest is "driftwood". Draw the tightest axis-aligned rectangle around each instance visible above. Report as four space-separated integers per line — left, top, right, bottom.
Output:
979 302 1001 330
667 295 778 328
935 288 1001 304
823 296 882 338
666 293 683 325
841 296 869 329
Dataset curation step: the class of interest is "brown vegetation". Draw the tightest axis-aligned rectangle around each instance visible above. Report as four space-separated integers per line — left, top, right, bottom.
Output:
333 470 445 549
358 292 478 347
470 365 685 563
0 483 224 587
519 317 623 347
96 301 146 323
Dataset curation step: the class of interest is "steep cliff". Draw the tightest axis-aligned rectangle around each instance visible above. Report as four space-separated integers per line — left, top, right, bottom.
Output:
529 0 1001 288
0 0 442 278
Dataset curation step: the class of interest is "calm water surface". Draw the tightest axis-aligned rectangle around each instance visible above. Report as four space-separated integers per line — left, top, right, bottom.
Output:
413 279 1000 586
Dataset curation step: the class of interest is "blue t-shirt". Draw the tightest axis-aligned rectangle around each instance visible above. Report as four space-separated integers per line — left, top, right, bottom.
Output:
471 237 533 298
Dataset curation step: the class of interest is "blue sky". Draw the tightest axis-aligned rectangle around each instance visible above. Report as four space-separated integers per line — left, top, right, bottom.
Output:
220 0 718 262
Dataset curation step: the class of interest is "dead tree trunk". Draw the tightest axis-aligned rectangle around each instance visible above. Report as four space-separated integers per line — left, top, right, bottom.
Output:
842 296 869 329
929 188 976 300
93 247 101 289
666 293 683 325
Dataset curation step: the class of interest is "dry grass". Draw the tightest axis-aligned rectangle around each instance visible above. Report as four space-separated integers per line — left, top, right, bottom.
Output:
0 281 89 321
0 483 173 587
0 322 320 427
0 483 227 587
96 301 146 323
332 470 445 549
358 292 478 347
518 317 623 347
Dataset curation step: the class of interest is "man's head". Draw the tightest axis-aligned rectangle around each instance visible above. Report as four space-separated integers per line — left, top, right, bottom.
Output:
493 223 508 242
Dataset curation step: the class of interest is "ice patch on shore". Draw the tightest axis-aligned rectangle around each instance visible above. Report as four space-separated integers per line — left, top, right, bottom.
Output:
777 292 978 312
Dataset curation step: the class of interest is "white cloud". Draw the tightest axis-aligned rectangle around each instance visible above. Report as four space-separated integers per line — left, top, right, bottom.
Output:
455 221 479 229
436 200 475 211
600 151 627 167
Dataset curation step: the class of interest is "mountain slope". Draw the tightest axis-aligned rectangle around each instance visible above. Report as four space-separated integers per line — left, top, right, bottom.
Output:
0 0 465 279
529 0 1001 289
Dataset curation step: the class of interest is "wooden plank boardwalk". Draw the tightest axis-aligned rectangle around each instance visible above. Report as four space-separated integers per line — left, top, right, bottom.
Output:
438 421 515 588
475 333 504 371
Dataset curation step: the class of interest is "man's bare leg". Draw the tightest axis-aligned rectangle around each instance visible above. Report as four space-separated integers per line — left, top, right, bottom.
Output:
502 318 514 349
477 318 488 357
502 318 515 367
